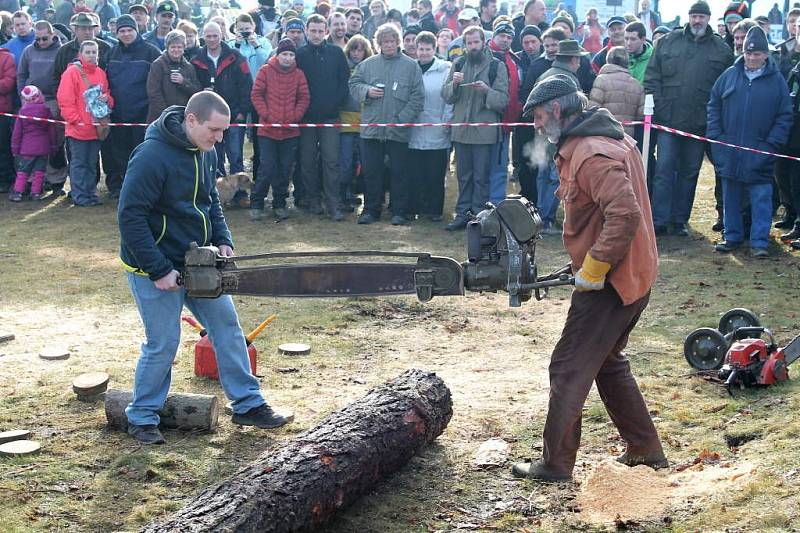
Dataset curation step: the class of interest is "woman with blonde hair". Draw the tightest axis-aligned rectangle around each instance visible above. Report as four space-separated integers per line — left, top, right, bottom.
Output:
339 34 374 209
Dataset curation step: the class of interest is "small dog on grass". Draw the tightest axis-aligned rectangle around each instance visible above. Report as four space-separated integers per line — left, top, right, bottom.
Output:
216 172 254 207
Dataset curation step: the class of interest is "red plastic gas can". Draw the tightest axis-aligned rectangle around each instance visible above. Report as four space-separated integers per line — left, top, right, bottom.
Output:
194 335 257 380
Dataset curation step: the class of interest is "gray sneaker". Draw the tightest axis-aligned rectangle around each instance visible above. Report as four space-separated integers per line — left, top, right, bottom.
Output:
250 209 265 221
232 404 290 429
127 423 165 445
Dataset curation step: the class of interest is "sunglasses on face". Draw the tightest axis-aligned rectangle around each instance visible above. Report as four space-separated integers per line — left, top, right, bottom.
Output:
35 36 51 42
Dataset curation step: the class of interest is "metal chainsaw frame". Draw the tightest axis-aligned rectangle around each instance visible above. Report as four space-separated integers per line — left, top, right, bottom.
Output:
182 196 575 307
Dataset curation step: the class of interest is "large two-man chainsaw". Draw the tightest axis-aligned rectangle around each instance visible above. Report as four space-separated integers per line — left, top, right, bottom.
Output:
182 196 574 307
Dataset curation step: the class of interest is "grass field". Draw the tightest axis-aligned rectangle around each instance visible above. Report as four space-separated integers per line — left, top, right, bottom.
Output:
1 161 800 532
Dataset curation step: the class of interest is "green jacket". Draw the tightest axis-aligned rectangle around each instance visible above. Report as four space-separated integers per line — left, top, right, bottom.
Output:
628 42 652 84
644 25 733 135
441 47 509 145
348 51 425 143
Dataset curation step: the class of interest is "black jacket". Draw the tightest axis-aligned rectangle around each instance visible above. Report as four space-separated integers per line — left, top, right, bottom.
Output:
191 42 253 118
511 13 548 53
119 106 233 281
52 38 111 88
295 41 350 121
418 11 438 34
107 35 161 121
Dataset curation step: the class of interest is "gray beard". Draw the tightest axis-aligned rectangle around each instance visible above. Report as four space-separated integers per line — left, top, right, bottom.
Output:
543 121 562 144
690 25 707 38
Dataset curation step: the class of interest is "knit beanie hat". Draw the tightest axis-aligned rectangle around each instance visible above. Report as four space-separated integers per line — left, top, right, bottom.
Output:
551 10 574 33
20 85 43 104
493 20 515 36
653 25 670 37
519 24 541 41
284 17 305 32
115 14 137 33
724 2 750 24
743 25 768 53
689 1 711 16
276 37 296 54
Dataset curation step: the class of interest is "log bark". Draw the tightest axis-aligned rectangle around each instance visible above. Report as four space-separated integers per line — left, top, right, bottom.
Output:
143 368 452 533
105 389 219 432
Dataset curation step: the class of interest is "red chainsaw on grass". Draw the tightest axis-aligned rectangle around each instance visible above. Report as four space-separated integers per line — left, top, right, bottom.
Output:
683 308 800 393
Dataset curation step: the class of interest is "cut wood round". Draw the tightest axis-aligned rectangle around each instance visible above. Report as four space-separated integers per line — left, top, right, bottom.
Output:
144 368 452 533
0 439 41 456
278 342 311 356
0 429 32 444
105 389 219 432
0 331 14 343
39 347 70 361
72 372 110 397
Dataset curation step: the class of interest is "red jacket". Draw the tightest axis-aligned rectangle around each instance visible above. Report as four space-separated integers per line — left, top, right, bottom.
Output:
56 59 114 141
251 56 309 141
0 49 16 113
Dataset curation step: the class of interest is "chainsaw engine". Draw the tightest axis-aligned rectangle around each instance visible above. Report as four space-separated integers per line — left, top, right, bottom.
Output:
462 195 542 307
718 329 791 391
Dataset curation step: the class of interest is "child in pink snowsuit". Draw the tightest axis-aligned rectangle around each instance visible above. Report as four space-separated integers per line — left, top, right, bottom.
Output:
10 85 57 201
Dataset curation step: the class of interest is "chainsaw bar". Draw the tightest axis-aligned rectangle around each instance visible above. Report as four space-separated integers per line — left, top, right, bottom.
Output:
783 334 800 365
228 263 423 298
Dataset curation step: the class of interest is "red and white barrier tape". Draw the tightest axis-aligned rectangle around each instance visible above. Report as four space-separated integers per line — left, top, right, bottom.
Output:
7 109 799 162
648 123 800 162
0 112 542 129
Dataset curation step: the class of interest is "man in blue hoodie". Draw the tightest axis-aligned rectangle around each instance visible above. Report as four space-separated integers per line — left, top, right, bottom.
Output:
118 91 291 445
105 14 160 197
2 11 35 66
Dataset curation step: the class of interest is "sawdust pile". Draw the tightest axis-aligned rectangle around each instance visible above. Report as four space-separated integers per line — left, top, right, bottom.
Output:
578 459 671 523
577 458 755 526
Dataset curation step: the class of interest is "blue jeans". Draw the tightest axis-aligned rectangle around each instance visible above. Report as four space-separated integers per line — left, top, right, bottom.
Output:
125 273 265 426
214 125 245 176
651 132 706 227
722 179 773 249
537 160 560 224
251 136 299 210
67 138 100 205
488 131 510 205
454 142 491 217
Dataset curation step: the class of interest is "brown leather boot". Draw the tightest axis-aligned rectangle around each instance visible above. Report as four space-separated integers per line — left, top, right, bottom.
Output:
616 450 669 470
511 460 572 482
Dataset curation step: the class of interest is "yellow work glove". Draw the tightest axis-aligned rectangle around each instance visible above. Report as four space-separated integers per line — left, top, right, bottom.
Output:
574 253 611 292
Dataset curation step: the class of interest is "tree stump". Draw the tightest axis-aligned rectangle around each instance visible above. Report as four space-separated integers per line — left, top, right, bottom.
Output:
105 389 219 432
143 368 452 533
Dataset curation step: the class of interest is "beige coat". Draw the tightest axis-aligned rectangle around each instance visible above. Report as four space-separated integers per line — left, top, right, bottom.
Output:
589 63 644 136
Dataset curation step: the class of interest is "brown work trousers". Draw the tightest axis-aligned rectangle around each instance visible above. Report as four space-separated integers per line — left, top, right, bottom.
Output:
542 285 664 475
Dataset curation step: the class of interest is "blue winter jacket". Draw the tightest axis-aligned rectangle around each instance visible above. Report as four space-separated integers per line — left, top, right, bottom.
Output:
2 32 34 66
118 106 233 281
707 56 793 184
106 35 161 122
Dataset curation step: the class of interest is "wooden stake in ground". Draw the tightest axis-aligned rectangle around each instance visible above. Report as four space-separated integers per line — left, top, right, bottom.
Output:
278 342 311 356
0 429 31 444
144 368 452 533
72 372 109 401
105 389 219 432
0 440 41 456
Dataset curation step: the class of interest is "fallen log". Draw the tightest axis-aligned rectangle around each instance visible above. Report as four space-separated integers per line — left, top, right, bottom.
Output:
143 368 452 533
105 389 219 432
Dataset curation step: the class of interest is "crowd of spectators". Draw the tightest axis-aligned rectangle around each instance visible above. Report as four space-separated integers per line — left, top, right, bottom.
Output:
2 0 800 256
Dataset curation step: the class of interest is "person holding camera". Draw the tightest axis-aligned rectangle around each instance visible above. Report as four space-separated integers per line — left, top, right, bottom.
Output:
229 12 271 80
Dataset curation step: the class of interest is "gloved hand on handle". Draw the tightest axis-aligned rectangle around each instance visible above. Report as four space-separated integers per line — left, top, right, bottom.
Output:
574 253 611 292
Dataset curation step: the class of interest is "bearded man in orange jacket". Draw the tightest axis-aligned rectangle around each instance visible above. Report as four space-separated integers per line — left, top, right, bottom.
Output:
512 75 667 482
